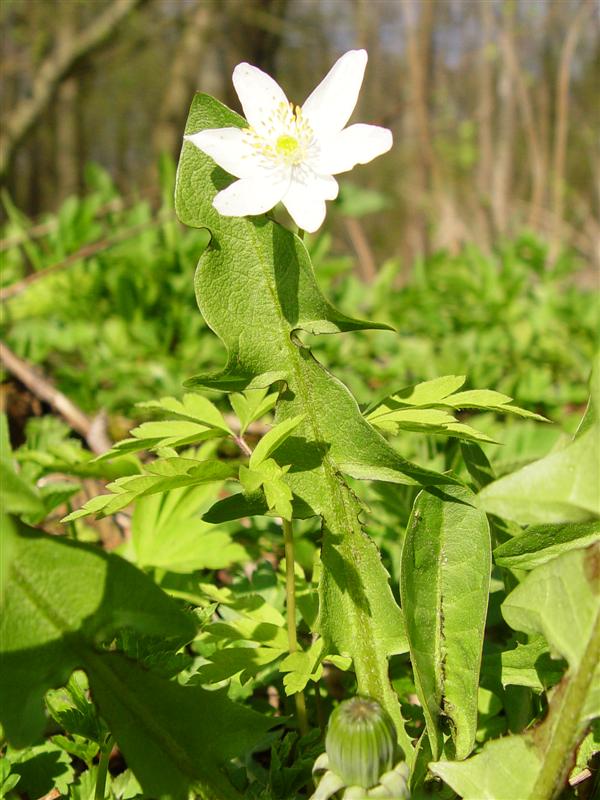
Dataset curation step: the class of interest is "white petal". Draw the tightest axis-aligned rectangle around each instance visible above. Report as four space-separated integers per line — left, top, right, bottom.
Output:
315 124 393 175
232 62 289 134
302 50 368 138
213 172 290 218
282 171 338 233
185 127 259 179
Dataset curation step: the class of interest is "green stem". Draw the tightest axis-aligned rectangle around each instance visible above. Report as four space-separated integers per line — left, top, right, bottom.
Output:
530 608 600 800
314 679 325 734
94 735 114 800
282 517 309 736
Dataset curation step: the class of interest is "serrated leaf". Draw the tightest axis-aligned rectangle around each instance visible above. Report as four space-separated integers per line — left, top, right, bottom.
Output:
280 638 324 695
368 375 544 443
401 486 491 760
63 458 236 521
51 734 99 767
230 387 278 435
46 672 106 743
6 742 75 798
195 646 285 685
494 521 600 570
137 393 232 433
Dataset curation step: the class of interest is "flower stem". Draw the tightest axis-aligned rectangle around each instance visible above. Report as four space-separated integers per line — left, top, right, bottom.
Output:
282 517 309 736
530 606 600 800
94 735 113 800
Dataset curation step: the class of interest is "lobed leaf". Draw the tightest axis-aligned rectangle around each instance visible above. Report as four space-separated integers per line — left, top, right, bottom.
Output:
63 458 236 521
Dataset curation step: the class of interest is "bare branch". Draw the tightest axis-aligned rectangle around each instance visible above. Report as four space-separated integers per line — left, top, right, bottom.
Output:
0 0 146 177
0 341 111 453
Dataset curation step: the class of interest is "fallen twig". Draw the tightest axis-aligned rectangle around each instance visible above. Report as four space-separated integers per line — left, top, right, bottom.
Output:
0 340 111 453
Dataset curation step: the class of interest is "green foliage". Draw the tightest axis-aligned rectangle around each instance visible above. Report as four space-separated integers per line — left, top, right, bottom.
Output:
431 544 600 799
175 93 462 754
0 517 274 799
1 86 598 800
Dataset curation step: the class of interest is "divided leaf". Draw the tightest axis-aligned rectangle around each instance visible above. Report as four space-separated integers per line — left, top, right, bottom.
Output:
63 458 236 521
127 484 247 573
367 375 546 444
137 393 232 433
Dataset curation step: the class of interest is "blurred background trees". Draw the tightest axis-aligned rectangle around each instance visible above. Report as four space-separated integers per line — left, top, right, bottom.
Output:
1 0 599 269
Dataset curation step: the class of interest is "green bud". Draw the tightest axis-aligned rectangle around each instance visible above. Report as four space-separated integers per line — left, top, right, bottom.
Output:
325 696 397 789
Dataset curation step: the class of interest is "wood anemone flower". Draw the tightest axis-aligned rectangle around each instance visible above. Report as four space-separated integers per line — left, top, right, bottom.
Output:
184 50 393 233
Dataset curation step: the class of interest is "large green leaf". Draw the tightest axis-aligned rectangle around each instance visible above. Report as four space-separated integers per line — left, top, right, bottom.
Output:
478 424 599 524
175 93 456 751
400 486 491 760
0 517 273 799
431 544 600 799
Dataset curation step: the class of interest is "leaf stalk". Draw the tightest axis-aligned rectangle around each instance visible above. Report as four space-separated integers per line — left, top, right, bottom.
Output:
283 517 309 735
94 734 114 800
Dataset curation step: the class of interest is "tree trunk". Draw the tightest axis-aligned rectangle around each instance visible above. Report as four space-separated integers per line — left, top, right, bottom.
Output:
550 0 593 258
153 0 215 159
476 1 494 230
491 0 516 236
0 0 146 179
55 1 81 201
400 0 436 257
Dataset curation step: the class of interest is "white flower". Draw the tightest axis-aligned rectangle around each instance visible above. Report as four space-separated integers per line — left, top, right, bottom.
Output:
184 50 393 233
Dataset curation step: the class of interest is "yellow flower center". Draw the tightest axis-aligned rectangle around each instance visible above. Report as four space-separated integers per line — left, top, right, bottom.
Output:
243 102 315 167
276 134 301 159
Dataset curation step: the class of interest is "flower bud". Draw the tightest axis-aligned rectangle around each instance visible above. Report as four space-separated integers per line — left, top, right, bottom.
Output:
325 696 397 789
